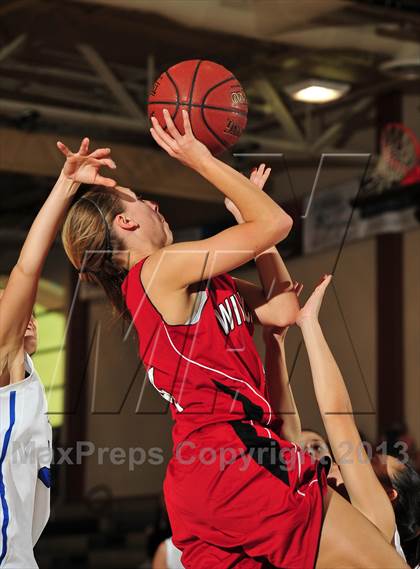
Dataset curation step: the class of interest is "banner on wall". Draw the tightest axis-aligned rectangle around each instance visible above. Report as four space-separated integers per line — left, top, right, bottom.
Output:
303 179 420 255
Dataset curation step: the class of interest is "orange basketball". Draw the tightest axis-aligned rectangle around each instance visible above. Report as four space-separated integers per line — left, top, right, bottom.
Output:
148 59 248 155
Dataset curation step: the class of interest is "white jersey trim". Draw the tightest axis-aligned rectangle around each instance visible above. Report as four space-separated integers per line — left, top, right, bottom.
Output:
163 325 272 424
393 528 406 561
184 290 208 325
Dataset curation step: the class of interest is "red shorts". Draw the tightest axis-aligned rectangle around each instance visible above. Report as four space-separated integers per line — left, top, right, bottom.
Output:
164 421 328 569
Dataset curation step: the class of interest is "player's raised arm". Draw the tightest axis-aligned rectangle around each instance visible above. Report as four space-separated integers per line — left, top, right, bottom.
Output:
0 139 116 356
226 164 299 328
147 109 293 288
297 276 396 543
262 282 303 442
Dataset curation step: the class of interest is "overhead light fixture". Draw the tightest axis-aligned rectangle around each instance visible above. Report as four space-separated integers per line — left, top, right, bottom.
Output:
284 79 350 104
380 43 420 80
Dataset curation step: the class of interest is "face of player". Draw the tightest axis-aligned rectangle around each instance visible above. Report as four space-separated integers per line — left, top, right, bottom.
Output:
300 430 332 461
0 290 38 355
115 186 173 249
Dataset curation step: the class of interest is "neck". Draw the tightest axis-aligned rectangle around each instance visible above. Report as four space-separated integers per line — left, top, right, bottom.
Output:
0 344 26 386
118 245 163 270
0 370 10 388
127 250 146 269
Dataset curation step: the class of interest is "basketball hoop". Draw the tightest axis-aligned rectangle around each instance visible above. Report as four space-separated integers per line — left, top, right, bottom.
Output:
364 123 420 194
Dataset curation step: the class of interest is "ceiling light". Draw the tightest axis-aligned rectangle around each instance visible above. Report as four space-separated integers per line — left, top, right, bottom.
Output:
380 43 420 80
284 79 350 104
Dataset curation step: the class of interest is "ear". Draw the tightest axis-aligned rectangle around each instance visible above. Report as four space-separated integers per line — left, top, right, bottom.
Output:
387 487 399 503
115 213 139 231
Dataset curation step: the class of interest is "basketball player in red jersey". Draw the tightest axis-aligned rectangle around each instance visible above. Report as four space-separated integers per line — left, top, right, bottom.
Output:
62 110 407 569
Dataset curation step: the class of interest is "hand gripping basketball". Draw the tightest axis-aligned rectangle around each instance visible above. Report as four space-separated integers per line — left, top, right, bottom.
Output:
150 109 212 170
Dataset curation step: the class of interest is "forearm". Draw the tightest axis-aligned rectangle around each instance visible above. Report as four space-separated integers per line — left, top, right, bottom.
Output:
16 172 79 276
255 246 299 325
300 319 353 417
255 246 293 295
0 173 80 345
198 156 292 228
300 318 396 539
264 334 301 442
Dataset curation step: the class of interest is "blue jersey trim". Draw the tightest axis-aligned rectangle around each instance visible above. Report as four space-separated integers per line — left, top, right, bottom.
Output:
38 467 51 489
0 391 16 565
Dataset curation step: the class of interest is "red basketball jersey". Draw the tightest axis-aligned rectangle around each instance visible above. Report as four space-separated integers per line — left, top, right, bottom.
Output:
122 258 274 445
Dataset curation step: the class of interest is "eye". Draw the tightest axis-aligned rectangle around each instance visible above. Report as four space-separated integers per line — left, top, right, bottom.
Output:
136 194 143 202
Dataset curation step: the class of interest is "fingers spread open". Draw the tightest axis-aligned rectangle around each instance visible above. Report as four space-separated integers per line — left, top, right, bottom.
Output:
90 148 111 159
95 175 117 188
79 137 90 156
261 167 271 184
97 158 117 169
57 141 71 157
295 283 304 297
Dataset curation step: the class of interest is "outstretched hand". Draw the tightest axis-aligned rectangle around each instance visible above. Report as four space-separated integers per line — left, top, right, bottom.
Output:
57 137 117 187
225 163 272 224
296 275 332 327
250 163 272 190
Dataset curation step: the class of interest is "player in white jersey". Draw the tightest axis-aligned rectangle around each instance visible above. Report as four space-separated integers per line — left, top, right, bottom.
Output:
0 345 51 568
152 537 184 569
0 137 117 567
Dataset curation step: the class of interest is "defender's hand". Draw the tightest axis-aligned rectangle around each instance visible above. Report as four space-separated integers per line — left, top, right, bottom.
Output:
225 164 272 224
57 138 117 188
296 275 332 328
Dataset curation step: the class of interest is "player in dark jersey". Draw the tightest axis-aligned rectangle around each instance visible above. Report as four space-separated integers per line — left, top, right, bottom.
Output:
62 110 408 569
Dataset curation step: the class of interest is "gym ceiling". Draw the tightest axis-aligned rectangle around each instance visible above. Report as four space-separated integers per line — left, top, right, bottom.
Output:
0 0 419 232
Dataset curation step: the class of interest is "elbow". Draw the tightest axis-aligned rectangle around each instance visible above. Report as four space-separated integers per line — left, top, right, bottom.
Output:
270 213 293 243
253 213 293 256
275 307 299 328
14 261 39 280
268 292 300 327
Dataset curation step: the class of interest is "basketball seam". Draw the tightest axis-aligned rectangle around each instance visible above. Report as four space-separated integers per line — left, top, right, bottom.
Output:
188 60 203 113
148 101 247 117
165 70 180 122
201 106 229 152
202 75 236 107
201 74 246 152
